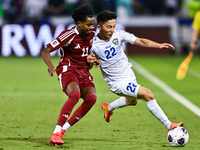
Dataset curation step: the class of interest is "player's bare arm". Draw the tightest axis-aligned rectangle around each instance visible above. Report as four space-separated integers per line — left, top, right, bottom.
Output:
41 46 56 77
190 29 199 50
87 54 101 68
134 38 175 50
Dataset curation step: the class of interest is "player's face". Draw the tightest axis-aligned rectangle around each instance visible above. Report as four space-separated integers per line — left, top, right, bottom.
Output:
98 19 116 40
78 17 95 36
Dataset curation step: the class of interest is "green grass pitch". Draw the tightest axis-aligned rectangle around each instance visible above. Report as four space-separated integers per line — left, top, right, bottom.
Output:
0 55 200 150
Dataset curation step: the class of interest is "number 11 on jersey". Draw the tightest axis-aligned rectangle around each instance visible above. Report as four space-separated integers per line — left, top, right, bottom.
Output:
82 47 89 57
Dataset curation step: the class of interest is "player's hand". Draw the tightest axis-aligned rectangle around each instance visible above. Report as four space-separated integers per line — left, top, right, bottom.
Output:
94 59 101 68
87 54 101 68
87 54 97 63
190 42 198 50
159 43 175 50
48 66 56 77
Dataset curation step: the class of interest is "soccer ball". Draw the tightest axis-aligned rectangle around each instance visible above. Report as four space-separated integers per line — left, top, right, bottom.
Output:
167 127 189 147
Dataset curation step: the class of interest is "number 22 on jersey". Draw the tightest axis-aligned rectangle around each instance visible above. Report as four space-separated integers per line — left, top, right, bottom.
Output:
105 47 116 59
126 82 137 93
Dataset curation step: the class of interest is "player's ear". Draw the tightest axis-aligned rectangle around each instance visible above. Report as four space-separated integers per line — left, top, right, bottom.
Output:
97 24 101 31
78 21 82 27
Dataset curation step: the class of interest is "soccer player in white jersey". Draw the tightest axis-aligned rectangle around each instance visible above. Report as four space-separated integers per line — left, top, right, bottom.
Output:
87 11 183 131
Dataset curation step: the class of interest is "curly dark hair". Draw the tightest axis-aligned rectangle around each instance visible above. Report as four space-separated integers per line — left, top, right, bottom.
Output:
97 11 117 24
72 4 94 24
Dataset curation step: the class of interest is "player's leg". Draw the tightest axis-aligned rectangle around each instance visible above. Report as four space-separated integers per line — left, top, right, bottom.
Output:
101 97 138 122
126 98 138 105
69 86 96 124
61 74 97 137
109 97 138 111
137 86 183 130
50 81 80 145
50 72 81 145
101 77 140 122
55 81 80 129
61 86 97 137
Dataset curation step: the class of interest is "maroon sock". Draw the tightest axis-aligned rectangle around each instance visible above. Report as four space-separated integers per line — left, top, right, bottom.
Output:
68 93 97 126
57 91 80 126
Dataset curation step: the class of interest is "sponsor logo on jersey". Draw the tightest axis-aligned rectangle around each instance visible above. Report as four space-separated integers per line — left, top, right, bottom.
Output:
105 45 111 49
50 39 60 48
75 44 80 49
112 38 118 45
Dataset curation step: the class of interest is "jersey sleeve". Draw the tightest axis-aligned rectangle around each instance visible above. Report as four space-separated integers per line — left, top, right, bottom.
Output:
90 46 94 55
47 31 65 51
117 30 137 44
47 29 76 51
90 35 97 55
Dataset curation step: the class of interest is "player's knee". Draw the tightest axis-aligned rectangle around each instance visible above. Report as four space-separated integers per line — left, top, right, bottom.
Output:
139 88 154 102
89 94 97 105
69 91 81 102
138 87 154 102
84 93 97 108
145 89 154 101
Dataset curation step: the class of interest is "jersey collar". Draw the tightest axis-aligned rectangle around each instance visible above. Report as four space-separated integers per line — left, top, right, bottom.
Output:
97 33 110 42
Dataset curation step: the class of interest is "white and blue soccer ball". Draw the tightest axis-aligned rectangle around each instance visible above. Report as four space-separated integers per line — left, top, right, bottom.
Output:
167 127 189 147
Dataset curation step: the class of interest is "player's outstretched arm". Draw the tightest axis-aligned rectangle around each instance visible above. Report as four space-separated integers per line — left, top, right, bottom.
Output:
41 47 56 77
134 38 175 50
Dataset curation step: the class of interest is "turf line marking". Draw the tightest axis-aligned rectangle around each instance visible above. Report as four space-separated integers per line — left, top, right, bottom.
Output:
129 58 200 117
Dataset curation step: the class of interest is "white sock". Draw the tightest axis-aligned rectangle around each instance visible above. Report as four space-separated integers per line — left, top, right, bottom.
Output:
109 97 127 111
62 122 71 131
146 99 171 129
53 125 62 133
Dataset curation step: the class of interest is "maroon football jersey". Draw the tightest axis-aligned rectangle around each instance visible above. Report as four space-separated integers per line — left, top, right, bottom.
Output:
47 26 95 75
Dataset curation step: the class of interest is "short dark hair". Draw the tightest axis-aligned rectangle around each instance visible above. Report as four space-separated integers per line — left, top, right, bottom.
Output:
72 4 94 24
97 11 117 24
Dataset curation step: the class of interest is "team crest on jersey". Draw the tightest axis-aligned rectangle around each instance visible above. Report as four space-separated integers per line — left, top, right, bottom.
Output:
112 38 118 45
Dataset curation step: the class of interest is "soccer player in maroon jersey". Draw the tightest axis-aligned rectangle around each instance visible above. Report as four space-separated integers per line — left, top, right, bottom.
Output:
41 5 100 146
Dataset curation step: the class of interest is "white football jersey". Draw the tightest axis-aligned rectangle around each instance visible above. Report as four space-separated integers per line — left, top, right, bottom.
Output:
91 30 137 88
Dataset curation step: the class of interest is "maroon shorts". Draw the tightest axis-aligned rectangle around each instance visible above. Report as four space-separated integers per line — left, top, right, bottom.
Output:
57 67 95 93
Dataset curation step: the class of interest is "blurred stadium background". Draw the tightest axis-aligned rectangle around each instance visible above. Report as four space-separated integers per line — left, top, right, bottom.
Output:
0 0 200 57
